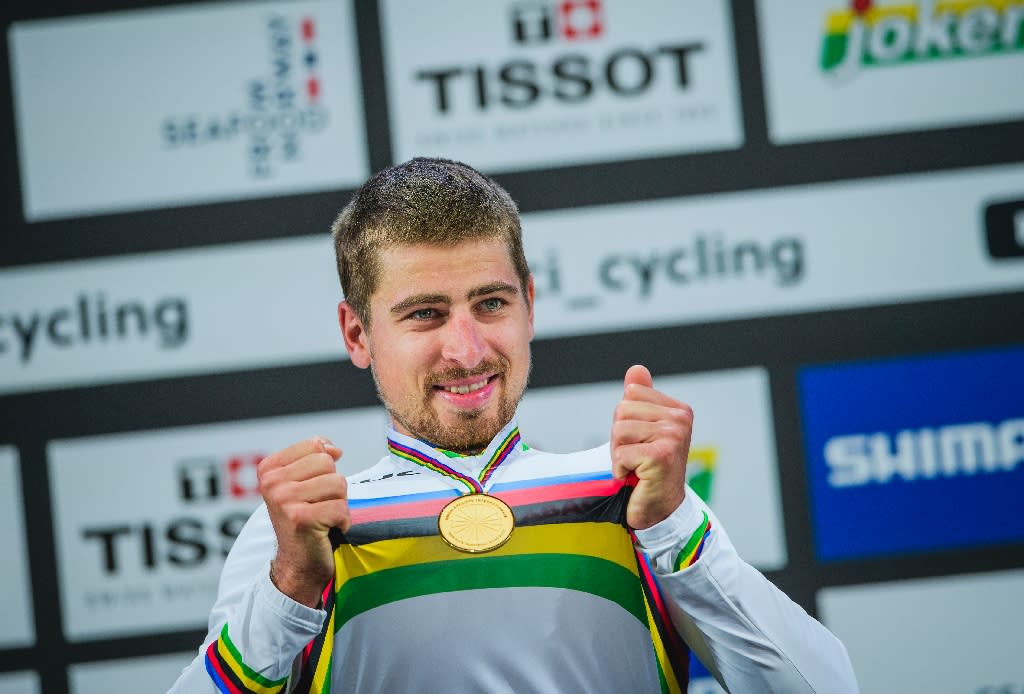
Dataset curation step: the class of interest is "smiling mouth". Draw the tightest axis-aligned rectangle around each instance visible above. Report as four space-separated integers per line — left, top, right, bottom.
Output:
434 374 498 395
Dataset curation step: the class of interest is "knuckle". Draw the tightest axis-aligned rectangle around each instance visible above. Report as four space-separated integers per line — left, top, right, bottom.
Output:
325 475 345 499
660 421 682 439
331 500 350 523
265 483 290 508
311 451 334 472
290 504 313 529
613 401 630 420
256 454 275 479
336 507 353 533
610 448 624 470
652 440 674 461
667 407 691 427
260 474 279 497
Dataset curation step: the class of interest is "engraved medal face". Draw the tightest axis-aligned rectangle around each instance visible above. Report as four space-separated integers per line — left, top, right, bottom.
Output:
437 494 515 553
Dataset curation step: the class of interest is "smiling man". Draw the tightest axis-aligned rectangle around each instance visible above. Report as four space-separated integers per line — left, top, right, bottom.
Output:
171 158 858 693
349 238 533 454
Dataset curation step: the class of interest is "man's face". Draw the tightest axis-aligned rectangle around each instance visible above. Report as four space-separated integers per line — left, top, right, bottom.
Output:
341 237 535 452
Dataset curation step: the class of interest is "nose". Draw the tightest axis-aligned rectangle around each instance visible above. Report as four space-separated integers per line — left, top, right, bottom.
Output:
440 311 486 367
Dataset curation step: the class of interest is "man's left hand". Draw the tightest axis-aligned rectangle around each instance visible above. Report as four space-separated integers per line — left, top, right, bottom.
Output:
611 364 692 530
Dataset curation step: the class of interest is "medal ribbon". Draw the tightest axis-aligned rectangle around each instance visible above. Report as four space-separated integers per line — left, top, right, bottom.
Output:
386 426 522 494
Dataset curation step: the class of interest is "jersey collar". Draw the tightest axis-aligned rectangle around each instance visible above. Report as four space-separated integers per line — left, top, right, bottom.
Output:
385 419 524 493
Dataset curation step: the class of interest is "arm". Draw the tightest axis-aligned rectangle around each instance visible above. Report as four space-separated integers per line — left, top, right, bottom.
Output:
612 365 858 693
168 437 349 693
167 505 327 693
634 489 858 693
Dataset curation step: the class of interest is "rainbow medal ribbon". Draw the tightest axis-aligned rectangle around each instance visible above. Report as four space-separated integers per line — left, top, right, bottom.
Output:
386 426 521 553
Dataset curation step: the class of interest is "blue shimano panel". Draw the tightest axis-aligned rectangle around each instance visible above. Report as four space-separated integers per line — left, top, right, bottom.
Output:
798 345 1024 561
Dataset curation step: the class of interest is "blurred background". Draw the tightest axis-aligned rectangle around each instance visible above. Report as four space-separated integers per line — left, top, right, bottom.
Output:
1 1 1022 692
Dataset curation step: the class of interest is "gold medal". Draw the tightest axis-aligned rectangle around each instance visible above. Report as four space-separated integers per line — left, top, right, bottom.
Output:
438 494 515 553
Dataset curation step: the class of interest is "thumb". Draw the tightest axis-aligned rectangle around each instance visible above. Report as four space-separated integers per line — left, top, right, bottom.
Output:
624 364 654 394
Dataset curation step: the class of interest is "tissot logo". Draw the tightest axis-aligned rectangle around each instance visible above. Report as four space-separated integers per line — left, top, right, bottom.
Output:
161 13 328 177
177 453 264 503
511 0 604 44
821 0 1024 78
81 514 249 576
414 1 704 114
79 455 262 576
384 0 740 173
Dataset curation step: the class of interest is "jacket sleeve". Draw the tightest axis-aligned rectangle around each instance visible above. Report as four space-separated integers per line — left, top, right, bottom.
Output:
167 504 326 694
633 486 859 694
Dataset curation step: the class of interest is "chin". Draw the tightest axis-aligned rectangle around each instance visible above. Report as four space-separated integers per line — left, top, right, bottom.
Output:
437 415 505 452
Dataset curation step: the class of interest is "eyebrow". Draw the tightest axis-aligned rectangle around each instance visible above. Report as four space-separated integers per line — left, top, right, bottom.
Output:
389 282 520 315
468 281 519 300
390 293 450 315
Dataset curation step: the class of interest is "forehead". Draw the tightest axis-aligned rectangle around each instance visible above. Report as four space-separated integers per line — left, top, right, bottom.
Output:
372 238 518 300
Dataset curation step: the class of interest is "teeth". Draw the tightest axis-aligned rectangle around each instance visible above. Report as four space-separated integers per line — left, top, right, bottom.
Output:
445 379 489 395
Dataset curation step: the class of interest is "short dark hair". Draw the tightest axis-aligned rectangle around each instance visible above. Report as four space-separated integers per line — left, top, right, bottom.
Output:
331 157 531 322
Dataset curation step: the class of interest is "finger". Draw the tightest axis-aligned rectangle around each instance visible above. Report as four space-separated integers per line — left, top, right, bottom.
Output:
611 442 651 478
613 439 683 477
614 399 677 424
622 365 683 407
624 364 654 392
624 384 689 411
284 497 351 533
262 452 339 490
287 473 348 505
259 437 338 472
623 380 683 406
611 419 664 446
612 420 691 457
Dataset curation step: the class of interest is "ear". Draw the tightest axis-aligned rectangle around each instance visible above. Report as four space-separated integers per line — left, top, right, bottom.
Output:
525 275 536 341
338 301 371 369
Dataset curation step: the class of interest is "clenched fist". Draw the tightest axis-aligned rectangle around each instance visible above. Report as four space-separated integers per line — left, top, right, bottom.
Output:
257 437 349 607
611 365 692 530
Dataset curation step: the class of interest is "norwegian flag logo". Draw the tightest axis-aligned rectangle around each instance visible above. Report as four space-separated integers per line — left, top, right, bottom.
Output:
511 0 604 44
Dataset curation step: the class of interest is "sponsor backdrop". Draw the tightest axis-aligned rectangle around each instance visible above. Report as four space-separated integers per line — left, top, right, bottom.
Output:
0 673 39 694
0 447 34 651
0 0 1021 692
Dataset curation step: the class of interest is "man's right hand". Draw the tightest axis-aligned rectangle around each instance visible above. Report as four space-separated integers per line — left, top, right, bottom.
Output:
257 437 349 608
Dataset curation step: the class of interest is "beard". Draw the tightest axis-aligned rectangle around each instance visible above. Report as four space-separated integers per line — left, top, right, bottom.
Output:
373 357 529 453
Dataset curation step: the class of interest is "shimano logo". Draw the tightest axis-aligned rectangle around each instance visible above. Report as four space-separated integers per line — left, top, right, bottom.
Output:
825 417 1024 487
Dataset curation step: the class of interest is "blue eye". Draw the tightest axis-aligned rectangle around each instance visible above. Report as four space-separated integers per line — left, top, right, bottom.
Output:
411 308 436 320
481 298 504 312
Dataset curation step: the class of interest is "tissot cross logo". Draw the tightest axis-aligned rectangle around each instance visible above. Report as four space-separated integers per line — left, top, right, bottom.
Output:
511 0 605 44
177 453 264 503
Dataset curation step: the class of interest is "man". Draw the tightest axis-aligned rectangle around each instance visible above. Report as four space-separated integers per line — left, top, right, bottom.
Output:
171 158 858 693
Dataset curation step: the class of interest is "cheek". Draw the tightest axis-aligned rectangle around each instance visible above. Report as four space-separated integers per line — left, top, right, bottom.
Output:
387 340 436 384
